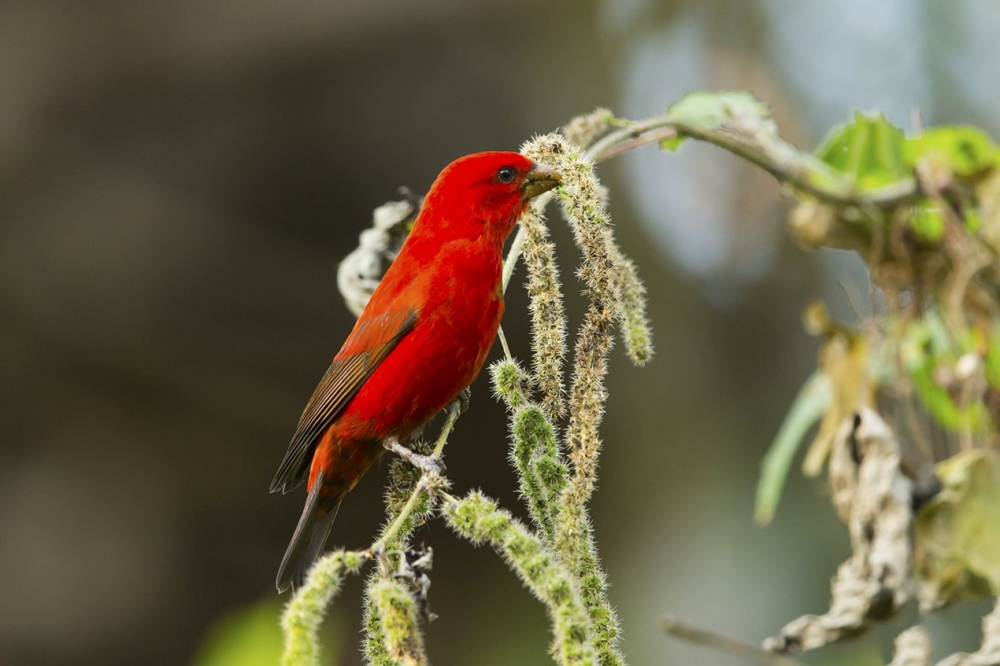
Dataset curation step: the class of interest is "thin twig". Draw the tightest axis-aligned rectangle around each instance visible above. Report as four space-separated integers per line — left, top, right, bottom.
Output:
661 615 806 666
587 113 920 208
502 218 528 292
595 127 678 163
498 325 514 363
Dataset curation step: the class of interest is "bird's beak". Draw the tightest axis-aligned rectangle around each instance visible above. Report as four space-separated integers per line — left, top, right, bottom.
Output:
521 162 562 200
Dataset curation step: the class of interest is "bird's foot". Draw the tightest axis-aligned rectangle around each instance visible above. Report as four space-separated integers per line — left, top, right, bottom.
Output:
448 388 471 418
384 438 447 476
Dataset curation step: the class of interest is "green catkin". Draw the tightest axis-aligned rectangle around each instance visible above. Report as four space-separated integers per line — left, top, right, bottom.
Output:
490 358 531 411
615 252 654 366
513 405 569 541
492 360 570 542
443 492 596 666
368 577 429 666
281 550 365 666
522 134 629 666
362 577 394 666
519 205 569 420
523 134 622 504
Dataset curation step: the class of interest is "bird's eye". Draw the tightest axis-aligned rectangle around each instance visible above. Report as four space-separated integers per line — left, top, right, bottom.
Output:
497 167 515 183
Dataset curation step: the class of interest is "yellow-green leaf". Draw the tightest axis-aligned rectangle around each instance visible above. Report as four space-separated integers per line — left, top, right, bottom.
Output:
915 450 1000 606
666 91 771 129
756 371 832 525
658 134 688 152
911 201 945 242
904 126 1000 177
814 112 909 191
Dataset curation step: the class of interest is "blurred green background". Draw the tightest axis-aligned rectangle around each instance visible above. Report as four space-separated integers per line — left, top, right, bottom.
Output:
2 1 998 664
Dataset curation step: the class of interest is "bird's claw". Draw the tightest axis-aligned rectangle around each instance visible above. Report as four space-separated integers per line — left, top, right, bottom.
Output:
384 438 447 476
449 388 472 417
411 452 446 476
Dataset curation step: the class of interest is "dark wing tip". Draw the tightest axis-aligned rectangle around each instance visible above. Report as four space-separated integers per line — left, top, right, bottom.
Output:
269 460 303 494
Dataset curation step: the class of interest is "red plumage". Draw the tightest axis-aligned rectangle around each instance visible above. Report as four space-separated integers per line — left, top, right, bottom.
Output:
271 151 561 591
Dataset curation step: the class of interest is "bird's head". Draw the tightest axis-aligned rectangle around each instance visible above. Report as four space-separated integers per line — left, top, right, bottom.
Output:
418 151 562 245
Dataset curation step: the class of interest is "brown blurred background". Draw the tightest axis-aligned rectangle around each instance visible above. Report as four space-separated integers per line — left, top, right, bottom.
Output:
2 1 999 664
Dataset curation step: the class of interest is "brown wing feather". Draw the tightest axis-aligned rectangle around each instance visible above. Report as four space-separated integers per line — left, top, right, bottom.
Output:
270 308 417 493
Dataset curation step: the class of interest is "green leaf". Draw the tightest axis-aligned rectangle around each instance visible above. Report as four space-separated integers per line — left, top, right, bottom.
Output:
813 112 909 190
901 313 990 433
964 205 983 233
666 91 771 129
658 134 688 152
903 126 1000 177
916 450 1000 605
985 329 1000 390
911 200 945 242
755 371 832 525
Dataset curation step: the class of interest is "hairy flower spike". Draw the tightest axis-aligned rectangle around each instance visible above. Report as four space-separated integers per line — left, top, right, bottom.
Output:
615 252 653 366
511 405 569 541
562 108 615 149
380 445 436 553
522 134 622 495
363 579 394 666
281 550 365 666
443 492 596 666
368 577 430 666
490 359 532 411
522 133 629 666
519 205 568 419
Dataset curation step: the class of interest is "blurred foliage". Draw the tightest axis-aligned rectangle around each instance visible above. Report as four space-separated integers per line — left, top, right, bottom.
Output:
755 371 830 525
916 450 1000 607
194 599 336 666
755 107 1000 519
813 112 908 191
731 96 1000 659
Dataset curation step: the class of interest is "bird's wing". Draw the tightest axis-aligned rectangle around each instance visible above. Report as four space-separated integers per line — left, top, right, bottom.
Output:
270 307 417 493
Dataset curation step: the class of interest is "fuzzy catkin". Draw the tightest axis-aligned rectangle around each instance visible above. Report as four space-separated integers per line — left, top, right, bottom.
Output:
562 108 614 150
522 133 628 666
490 357 531 411
363 578 395 666
281 550 365 666
368 577 429 666
443 492 596 666
614 252 653 366
519 205 569 420
522 134 622 501
513 404 569 542
492 359 569 541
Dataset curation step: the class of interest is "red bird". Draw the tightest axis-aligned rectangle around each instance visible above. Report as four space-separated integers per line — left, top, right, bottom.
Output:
271 152 561 591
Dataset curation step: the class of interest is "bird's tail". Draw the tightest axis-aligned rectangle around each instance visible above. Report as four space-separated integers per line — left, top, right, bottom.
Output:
276 470 343 593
